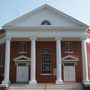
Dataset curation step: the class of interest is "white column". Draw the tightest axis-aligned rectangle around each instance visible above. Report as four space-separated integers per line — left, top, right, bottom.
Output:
55 37 63 84
81 36 89 84
2 38 11 84
29 37 37 84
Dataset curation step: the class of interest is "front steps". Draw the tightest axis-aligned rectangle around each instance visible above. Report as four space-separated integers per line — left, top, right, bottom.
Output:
8 83 83 90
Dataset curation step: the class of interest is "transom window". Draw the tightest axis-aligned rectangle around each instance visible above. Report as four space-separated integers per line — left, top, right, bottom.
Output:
19 42 27 53
64 63 74 66
41 48 51 74
18 63 27 66
41 20 51 25
65 42 73 53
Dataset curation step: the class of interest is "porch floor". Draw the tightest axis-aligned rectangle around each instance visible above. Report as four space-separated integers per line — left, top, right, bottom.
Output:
8 83 83 90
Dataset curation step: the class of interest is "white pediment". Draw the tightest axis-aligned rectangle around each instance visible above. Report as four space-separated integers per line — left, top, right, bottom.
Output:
3 4 88 29
13 55 30 62
62 55 79 62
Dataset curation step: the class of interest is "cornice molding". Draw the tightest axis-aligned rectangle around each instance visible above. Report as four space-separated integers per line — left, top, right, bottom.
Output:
3 26 86 30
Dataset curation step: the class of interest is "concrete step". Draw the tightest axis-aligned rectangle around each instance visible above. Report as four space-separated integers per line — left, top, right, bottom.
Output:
9 83 83 90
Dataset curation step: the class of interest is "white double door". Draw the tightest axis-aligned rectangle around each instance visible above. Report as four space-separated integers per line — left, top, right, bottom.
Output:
64 64 76 81
16 63 29 82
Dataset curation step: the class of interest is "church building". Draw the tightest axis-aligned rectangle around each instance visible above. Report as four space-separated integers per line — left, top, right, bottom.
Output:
0 4 90 90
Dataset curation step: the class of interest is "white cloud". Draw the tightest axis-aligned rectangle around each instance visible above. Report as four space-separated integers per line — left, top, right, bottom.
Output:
0 26 2 29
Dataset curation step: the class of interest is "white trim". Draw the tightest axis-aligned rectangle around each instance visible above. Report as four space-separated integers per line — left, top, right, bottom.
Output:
14 56 30 83
40 73 52 75
62 55 79 66
13 55 30 61
13 55 30 65
64 51 74 53
62 55 79 61
3 4 88 29
5 25 85 40
18 52 27 54
4 26 87 30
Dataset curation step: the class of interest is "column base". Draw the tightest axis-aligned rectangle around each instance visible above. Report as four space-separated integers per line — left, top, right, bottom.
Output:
2 79 10 85
29 80 37 84
56 80 63 84
83 80 90 85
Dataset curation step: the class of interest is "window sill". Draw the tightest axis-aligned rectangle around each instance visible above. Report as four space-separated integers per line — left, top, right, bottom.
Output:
65 51 73 53
19 52 27 54
40 73 52 75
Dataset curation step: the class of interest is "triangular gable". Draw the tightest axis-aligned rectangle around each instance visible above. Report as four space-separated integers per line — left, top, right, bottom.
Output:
13 55 30 62
3 4 88 29
62 55 79 62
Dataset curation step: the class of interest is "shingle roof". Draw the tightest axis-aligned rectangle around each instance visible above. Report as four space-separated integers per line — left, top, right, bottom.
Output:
0 29 5 34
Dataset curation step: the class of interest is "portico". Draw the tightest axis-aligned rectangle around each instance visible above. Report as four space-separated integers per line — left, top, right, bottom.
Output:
1 35 88 85
1 4 89 86
2 36 63 84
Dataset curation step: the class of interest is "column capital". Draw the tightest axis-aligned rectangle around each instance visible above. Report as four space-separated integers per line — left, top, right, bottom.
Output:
5 37 11 41
55 36 62 40
81 35 87 41
30 37 37 40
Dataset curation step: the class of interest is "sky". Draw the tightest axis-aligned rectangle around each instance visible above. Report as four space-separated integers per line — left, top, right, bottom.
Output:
0 0 90 28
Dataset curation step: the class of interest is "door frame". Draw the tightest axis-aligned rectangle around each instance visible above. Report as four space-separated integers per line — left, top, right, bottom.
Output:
62 55 79 82
63 63 76 82
16 62 29 83
13 55 30 83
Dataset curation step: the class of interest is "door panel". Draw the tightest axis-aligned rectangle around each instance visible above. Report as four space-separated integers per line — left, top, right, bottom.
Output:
22 66 28 82
64 65 75 81
17 66 22 82
16 64 29 82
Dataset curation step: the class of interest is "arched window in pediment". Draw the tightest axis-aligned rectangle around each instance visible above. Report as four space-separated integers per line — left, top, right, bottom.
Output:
41 20 51 25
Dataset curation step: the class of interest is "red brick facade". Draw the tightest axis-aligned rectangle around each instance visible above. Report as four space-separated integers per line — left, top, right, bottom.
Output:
62 41 82 82
0 41 83 83
0 44 5 84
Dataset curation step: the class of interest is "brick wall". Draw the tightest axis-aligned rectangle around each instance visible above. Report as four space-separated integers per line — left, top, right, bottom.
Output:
61 41 82 82
10 41 31 83
0 41 82 83
0 44 5 84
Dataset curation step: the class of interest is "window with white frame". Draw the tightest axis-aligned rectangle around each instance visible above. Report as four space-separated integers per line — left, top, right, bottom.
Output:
0 53 2 65
19 42 27 53
41 48 51 74
41 20 51 25
65 42 73 53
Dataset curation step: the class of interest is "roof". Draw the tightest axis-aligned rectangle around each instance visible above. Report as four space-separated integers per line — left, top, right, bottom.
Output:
3 4 89 29
0 29 5 34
